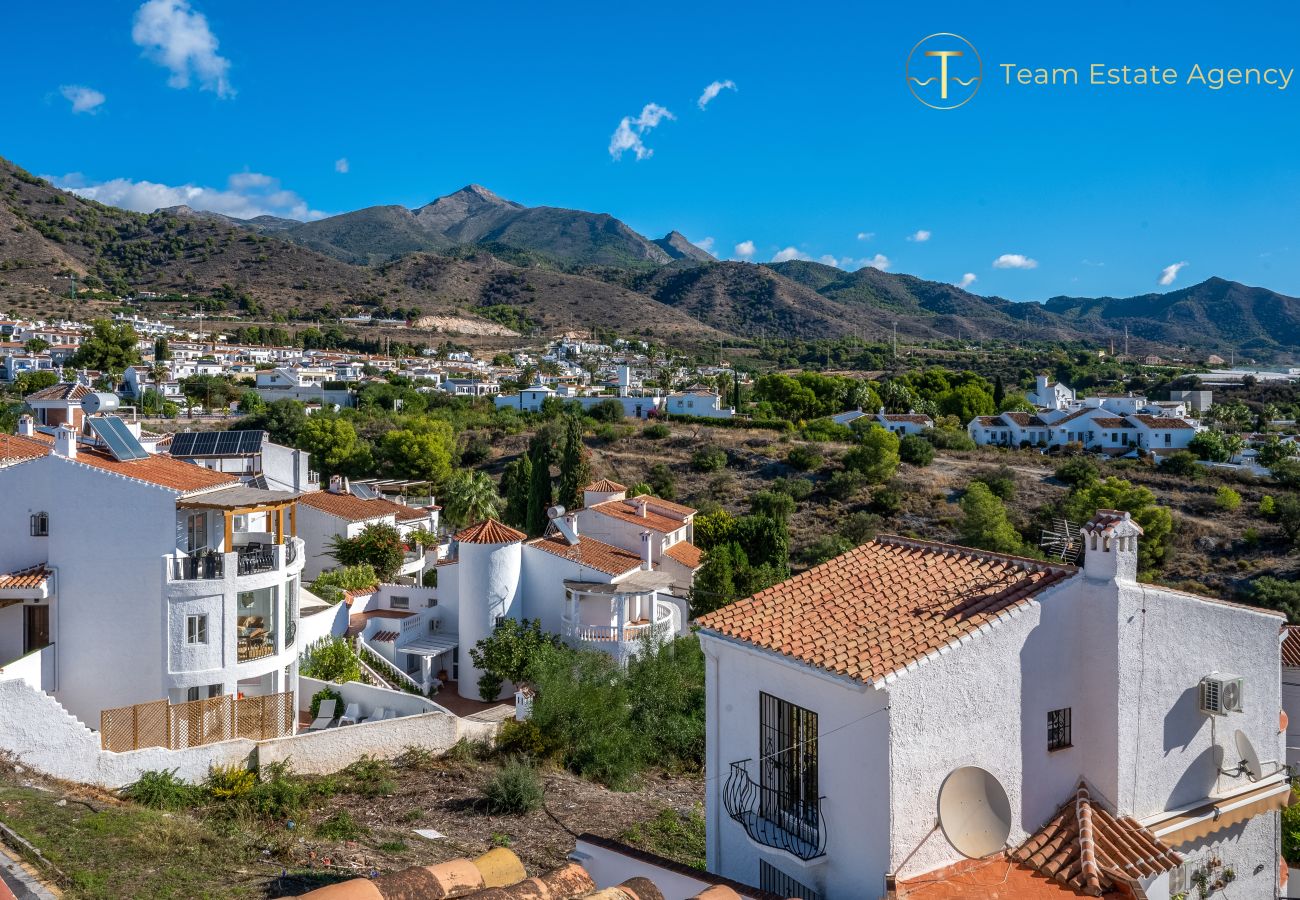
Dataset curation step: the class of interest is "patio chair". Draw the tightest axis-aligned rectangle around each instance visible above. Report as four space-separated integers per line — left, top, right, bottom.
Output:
307 698 338 731
339 702 361 726
364 706 387 723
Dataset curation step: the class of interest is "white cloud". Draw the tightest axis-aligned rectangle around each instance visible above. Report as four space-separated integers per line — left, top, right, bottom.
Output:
855 253 891 271
956 272 977 289
692 236 715 253
609 103 675 161
734 240 755 259
697 79 737 110
131 0 233 98
856 231 874 241
46 171 324 221
334 157 349 174
992 253 1038 270
907 229 931 242
1158 261 1188 286
770 248 889 271
60 85 105 114
771 246 806 263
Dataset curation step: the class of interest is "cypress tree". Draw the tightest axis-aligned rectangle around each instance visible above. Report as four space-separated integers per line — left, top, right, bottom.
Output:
525 431 554 536
501 455 533 530
556 414 591 512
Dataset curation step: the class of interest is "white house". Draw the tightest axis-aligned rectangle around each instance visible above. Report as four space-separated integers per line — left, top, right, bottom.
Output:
696 512 1288 900
0 417 307 730
296 478 439 581
1028 375 1076 409
167 429 318 492
665 389 734 419
871 409 933 437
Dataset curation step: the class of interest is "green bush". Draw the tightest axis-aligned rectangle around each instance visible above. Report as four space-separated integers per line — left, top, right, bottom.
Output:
1158 450 1201 477
247 761 313 820
643 423 671 440
123 769 197 810
1054 456 1099 488
972 465 1017 501
482 758 545 815
842 426 900 484
690 446 728 472
496 718 558 759
898 434 935 467
317 810 365 841
785 446 823 471
825 470 868 501
301 638 362 684
771 476 814 501
204 764 256 800
868 488 903 517
1215 486 1242 511
925 427 976 451
1283 787 1300 863
342 755 396 797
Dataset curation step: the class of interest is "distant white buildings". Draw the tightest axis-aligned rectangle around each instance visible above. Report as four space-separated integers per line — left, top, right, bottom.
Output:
664 388 734 419
697 512 1288 900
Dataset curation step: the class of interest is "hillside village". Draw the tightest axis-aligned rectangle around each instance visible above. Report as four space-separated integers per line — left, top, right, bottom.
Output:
0 300 1299 900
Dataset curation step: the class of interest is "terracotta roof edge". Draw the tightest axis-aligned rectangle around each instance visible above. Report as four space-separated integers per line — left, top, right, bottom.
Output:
873 533 1078 575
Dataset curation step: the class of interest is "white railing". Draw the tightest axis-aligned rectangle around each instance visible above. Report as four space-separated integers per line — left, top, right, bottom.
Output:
356 635 425 694
561 603 674 646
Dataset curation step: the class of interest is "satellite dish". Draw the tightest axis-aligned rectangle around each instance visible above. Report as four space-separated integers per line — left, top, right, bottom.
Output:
1234 730 1263 782
937 766 1012 859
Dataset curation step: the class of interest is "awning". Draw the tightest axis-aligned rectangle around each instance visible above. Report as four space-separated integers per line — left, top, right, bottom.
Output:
399 634 459 657
177 485 300 510
1150 779 1294 847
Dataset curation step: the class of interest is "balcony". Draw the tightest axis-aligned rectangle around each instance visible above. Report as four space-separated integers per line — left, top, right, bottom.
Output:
561 600 673 658
172 552 224 581
723 760 826 861
167 537 304 584
235 544 275 576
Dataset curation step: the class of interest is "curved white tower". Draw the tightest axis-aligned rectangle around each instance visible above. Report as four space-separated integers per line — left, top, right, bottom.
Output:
454 519 526 700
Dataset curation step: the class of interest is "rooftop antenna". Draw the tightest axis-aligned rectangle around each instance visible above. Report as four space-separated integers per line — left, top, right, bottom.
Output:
1218 729 1266 782
1039 518 1084 564
936 766 1012 859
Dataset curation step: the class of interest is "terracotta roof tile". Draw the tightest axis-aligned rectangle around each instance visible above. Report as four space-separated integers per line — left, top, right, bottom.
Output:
695 536 1074 683
299 490 399 523
1091 417 1133 428
0 433 49 466
1129 414 1194 429
882 413 934 425
528 534 642 576
1012 782 1182 896
372 630 399 643
456 518 527 544
72 449 238 495
896 854 1123 899
25 382 92 401
585 478 626 492
664 541 703 569
590 499 687 534
641 496 697 517
1000 412 1048 427
0 564 52 590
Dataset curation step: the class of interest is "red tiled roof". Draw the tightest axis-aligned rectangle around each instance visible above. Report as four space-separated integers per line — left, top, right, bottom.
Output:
585 478 626 492
664 541 703 569
590 498 687 534
695 536 1074 683
0 564 52 590
1052 407 1102 425
882 413 933 424
298 490 398 523
456 518 527 544
1284 626 1300 668
1090 417 1133 428
642 496 697 517
1012 782 1182 896
1129 414 1194 429
1000 412 1048 427
0 433 49 466
72 448 238 495
25 382 91 402
528 534 643 576
896 854 1119 899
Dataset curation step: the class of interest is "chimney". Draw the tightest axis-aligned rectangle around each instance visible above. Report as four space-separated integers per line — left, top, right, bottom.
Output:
640 530 654 571
563 512 580 545
329 475 343 493
17 415 34 437
54 423 77 460
632 496 649 518
1081 509 1142 583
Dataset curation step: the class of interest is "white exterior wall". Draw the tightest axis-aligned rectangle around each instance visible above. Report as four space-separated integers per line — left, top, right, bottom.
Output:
519 544 615 635
455 539 522 700
297 506 392 580
702 634 890 900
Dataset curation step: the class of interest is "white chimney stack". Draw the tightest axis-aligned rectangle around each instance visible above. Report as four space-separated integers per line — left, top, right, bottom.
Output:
640 530 654 571
1081 509 1142 583
17 415 34 437
54 423 77 460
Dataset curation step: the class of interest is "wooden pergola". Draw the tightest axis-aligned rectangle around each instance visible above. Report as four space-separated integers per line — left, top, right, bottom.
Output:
177 486 299 549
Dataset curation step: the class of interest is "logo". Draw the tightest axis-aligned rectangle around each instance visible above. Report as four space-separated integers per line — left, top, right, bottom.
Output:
907 33 982 109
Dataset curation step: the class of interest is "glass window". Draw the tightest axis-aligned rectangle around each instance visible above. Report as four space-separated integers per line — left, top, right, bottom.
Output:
1048 707 1072 751
30 512 49 537
186 512 207 551
390 596 410 610
186 614 208 644
760 692 819 846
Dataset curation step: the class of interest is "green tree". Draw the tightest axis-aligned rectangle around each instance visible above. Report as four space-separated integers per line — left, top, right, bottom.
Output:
938 383 995 423
297 416 363 478
556 415 591 511
647 463 675 499
14 370 58 396
958 482 1025 554
898 433 935 467
69 320 141 375
23 337 49 354
526 430 555 536
843 426 900 484
691 543 739 616
379 421 455 484
327 523 405 580
501 455 533 530
1275 495 1300 545
1245 577 1300 623
1214 486 1242 511
469 618 562 701
1064 477 1173 572
442 470 503 528
300 636 362 683
236 398 307 445
750 491 795 522
153 336 170 362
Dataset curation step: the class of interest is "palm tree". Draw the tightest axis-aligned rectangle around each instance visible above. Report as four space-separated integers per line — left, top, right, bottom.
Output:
441 471 502 528
149 362 170 415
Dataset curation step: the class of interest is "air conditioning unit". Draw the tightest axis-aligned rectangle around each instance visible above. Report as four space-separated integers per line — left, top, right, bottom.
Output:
1200 674 1244 716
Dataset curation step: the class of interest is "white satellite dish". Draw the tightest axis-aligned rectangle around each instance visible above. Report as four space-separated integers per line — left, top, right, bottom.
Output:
937 766 1012 859
1234 729 1263 782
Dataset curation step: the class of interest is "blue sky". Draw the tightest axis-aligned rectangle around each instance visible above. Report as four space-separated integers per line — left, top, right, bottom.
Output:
5 0 1300 301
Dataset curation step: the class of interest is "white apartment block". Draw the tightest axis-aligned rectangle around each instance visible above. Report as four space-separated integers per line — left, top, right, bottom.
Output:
970 387 1199 454
697 512 1287 900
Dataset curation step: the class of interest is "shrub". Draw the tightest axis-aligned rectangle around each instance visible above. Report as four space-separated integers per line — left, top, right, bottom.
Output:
799 419 854 442
342 755 397 797
691 446 728 472
648 463 676 499
925 427 976 451
843 426 901 484
247 761 312 820
123 769 196 810
204 764 256 800
804 534 854 565
1260 495 1277 516
771 476 813 501
869 488 903 517
840 510 882 544
1284 787 1300 863
312 564 380 604
825 470 868 501
972 465 1017 501
1215 486 1242 511
496 719 558 759
959 482 1024 554
750 491 796 521
309 687 343 718
482 758 545 815
785 446 823 471
317 810 365 841
1054 456 1099 488
898 434 935 467
1158 451 1201 477
643 423 671 440
301 637 362 684
1276 495 1300 545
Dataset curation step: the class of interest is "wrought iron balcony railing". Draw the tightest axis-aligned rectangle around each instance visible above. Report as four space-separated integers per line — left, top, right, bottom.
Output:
723 759 826 860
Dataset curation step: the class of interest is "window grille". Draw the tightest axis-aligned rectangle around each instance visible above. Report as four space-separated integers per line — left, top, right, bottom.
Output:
1048 707 1072 751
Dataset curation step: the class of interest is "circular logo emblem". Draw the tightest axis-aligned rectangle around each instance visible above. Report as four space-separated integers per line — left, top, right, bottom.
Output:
906 33 982 109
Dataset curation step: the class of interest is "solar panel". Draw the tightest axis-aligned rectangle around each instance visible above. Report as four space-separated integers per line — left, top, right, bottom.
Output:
90 416 150 461
170 430 264 457
350 483 379 500
215 431 241 455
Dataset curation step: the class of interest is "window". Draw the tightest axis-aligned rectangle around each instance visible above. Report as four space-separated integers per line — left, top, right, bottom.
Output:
1164 433 1172 446
1048 707 1072 751
29 512 48 537
760 692 819 845
427 596 438 608
760 861 821 900
186 614 208 645
185 511 207 552
390 595 410 610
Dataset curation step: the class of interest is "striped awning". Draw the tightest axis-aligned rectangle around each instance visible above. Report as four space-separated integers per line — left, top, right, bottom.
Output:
1150 779 1294 847
399 634 459 657
372 630 398 643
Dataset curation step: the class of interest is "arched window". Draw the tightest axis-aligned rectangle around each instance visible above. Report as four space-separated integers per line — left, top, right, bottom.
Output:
29 512 48 537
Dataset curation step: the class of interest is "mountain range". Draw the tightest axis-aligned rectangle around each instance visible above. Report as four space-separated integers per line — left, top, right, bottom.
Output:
2 155 1298 357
